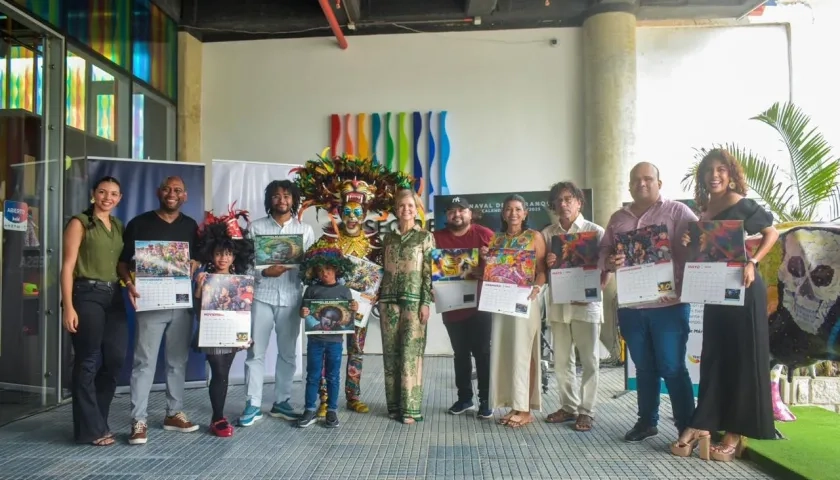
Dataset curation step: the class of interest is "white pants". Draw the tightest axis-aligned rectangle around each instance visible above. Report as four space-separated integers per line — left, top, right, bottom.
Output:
244 300 300 406
552 320 601 417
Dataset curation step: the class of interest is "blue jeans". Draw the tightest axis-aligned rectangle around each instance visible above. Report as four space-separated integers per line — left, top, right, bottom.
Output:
618 303 695 432
305 338 342 411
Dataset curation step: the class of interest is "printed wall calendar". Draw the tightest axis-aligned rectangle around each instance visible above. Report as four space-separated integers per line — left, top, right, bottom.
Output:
549 231 602 304
343 255 384 328
478 248 535 318
303 300 354 335
198 274 254 348
431 248 480 313
614 224 676 306
134 240 193 311
254 234 305 268
681 220 747 306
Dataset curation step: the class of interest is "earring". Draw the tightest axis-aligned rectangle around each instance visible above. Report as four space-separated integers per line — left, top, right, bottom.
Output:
728 181 736 190
90 197 95 204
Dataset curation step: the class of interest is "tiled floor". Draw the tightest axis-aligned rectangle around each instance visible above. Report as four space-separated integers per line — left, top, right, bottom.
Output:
0 356 773 480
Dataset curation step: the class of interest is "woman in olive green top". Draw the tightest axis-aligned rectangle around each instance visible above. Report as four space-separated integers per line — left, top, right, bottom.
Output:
379 189 435 424
60 176 126 446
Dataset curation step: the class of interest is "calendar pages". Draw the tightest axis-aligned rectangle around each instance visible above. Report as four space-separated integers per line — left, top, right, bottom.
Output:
614 224 677 306
478 248 535 318
343 255 383 328
431 248 480 313
304 300 354 335
134 240 193 312
254 234 305 269
549 232 602 304
681 220 747 306
198 274 254 348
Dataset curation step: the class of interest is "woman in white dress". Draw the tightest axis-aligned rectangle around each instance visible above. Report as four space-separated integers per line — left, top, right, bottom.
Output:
481 194 547 428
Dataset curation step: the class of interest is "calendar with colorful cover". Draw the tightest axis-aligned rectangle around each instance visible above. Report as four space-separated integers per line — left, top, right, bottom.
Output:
478 248 536 319
198 274 254 348
254 234 305 268
343 255 384 329
681 220 747 306
303 299 354 335
431 248 480 313
614 224 676 306
134 240 193 312
549 231 602 304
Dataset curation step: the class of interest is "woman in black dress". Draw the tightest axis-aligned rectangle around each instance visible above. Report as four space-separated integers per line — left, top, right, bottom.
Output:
671 148 779 461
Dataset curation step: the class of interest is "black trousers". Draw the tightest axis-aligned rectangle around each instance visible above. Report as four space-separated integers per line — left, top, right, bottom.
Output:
443 311 492 404
70 281 127 443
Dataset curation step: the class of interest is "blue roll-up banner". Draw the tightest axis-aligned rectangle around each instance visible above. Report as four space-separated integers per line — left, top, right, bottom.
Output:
81 157 207 387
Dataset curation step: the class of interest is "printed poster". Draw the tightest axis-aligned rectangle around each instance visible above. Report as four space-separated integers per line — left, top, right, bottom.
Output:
304 299 354 335
431 248 480 313
3 200 27 232
343 255 384 328
134 240 193 312
478 248 536 318
549 231 602 303
614 224 676 306
254 234 304 268
198 274 254 348
681 220 747 306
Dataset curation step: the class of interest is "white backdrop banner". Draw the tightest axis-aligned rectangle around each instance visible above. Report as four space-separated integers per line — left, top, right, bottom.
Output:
211 159 303 383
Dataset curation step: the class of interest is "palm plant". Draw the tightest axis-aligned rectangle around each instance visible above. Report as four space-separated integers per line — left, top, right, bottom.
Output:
681 102 840 223
683 102 840 377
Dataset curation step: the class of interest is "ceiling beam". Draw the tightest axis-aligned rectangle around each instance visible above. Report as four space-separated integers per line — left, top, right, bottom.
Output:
465 0 498 16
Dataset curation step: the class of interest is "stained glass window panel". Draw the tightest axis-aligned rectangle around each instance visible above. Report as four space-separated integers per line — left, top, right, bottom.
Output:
11 0 64 28
132 0 176 100
65 0 130 68
9 46 35 112
66 52 86 130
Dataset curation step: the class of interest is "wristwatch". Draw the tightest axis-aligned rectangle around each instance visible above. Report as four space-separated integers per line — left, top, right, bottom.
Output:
748 258 759 267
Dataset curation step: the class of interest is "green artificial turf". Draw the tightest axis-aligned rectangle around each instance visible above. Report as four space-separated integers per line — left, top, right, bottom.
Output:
747 406 840 480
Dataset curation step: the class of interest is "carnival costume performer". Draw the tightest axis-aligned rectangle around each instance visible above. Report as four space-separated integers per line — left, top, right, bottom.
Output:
293 148 415 415
193 205 255 437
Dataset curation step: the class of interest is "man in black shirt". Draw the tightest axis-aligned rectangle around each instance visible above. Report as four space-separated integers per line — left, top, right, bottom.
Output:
117 176 200 445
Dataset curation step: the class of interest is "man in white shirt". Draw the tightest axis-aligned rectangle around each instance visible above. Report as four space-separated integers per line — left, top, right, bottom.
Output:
239 180 315 426
541 181 607 432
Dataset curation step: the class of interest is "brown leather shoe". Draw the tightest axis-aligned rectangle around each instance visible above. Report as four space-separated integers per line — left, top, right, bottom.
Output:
163 412 199 433
128 421 147 445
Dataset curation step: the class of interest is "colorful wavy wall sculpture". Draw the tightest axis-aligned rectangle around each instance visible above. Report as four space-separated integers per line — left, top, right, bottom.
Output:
412 111 423 193
439 110 451 195
427 111 436 209
343 113 354 155
327 111 451 207
385 112 395 171
330 114 341 155
357 113 369 158
371 113 382 166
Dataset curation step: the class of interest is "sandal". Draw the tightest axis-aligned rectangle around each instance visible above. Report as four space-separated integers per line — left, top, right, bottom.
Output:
506 412 534 428
91 436 115 446
388 410 400 420
574 414 593 432
347 399 370 414
546 410 576 424
498 410 517 426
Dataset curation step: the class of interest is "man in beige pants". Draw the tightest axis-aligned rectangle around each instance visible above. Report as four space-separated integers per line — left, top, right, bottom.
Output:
541 181 607 432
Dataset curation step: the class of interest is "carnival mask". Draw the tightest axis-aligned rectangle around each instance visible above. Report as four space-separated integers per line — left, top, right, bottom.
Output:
341 202 366 236
778 227 840 336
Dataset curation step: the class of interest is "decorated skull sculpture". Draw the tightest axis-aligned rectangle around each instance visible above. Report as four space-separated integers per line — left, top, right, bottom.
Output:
770 225 840 368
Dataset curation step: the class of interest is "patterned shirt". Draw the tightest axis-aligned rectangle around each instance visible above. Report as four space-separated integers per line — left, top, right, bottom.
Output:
249 215 315 307
599 197 698 308
379 226 435 306
542 215 605 324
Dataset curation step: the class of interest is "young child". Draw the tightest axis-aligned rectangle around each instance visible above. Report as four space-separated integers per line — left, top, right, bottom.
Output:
194 208 255 437
297 245 358 428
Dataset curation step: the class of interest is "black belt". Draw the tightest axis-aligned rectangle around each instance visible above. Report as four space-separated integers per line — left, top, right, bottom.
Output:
75 279 117 288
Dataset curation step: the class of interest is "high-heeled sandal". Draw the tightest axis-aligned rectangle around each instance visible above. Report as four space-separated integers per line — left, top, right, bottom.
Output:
670 431 711 460
710 436 745 462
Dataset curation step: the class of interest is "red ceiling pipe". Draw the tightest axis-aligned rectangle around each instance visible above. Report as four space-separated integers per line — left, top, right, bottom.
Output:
318 0 349 50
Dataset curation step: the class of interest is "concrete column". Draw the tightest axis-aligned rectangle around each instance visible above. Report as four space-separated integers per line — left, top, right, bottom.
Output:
177 32 202 163
582 2 637 361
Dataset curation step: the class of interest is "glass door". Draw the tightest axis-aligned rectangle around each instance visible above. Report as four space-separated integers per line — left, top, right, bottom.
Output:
0 4 64 425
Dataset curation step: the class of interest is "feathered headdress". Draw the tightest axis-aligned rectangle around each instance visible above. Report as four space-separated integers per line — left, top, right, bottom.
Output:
299 244 356 286
292 148 425 227
197 203 255 274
